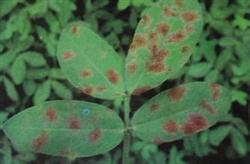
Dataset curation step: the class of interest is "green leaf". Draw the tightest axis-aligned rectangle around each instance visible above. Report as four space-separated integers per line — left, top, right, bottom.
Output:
57 21 126 100
3 100 124 158
125 0 203 95
131 82 231 143
0 0 23 18
21 51 47 67
23 80 37 96
187 62 211 78
0 51 17 70
51 80 73 99
117 0 130 10
230 128 247 156
10 57 26 84
3 78 19 102
209 125 231 146
33 81 51 104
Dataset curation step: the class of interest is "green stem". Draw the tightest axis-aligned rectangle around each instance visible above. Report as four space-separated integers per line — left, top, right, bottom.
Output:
122 95 131 164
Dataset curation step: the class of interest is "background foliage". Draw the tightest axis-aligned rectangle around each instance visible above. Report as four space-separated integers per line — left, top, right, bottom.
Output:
0 0 249 163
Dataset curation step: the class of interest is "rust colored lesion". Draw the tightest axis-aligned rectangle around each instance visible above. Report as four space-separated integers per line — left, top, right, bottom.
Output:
163 7 177 17
150 102 160 112
89 128 102 143
157 23 170 36
163 120 178 133
209 83 221 100
182 12 197 23
80 86 94 95
80 69 92 78
181 114 207 135
106 69 120 84
68 116 81 130
71 25 80 36
169 31 186 42
141 15 151 26
63 50 75 60
127 62 138 74
200 100 215 114
168 86 186 101
46 107 57 122
129 35 146 52
132 86 152 95
32 131 48 150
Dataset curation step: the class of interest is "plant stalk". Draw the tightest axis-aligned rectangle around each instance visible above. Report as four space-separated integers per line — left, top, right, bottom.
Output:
122 95 131 164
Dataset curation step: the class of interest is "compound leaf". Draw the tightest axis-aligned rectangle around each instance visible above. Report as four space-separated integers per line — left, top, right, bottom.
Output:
57 22 125 100
3 100 124 158
131 82 231 143
125 0 203 95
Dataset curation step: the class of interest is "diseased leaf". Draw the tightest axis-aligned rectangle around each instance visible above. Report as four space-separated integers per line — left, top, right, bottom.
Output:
125 0 203 95
3 100 124 158
131 82 231 143
57 22 126 100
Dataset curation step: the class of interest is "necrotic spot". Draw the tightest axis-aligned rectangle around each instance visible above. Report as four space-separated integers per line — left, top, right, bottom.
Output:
71 25 80 36
63 50 75 60
209 83 220 100
80 69 92 78
32 131 48 149
68 116 81 129
130 35 146 52
132 86 151 95
127 62 137 74
168 86 185 101
81 87 94 95
200 100 215 114
141 15 150 26
46 107 57 122
106 69 120 84
150 103 160 112
163 120 178 133
182 12 197 22
169 31 186 42
89 128 101 142
157 23 170 36
182 114 207 135
163 7 176 17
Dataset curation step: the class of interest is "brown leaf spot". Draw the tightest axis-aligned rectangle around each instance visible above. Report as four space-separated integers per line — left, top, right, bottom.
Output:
157 23 170 35
96 86 106 92
200 100 215 114
141 15 150 26
182 114 207 135
148 32 158 42
154 136 165 145
89 128 101 142
68 116 81 129
168 86 185 101
175 0 184 7
181 46 189 54
46 107 57 122
150 103 160 112
81 87 94 95
63 51 75 60
71 25 80 35
133 86 151 95
169 31 186 42
127 62 137 74
130 35 146 52
32 131 48 149
209 83 220 100
163 7 177 17
163 120 178 133
106 69 120 84
80 69 92 78
147 45 168 73
182 12 197 22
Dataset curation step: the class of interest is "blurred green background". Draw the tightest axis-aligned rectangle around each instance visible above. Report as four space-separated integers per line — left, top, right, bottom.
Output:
0 0 250 163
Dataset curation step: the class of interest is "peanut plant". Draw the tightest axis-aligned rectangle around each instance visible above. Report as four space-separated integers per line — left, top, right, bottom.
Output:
2 0 232 163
